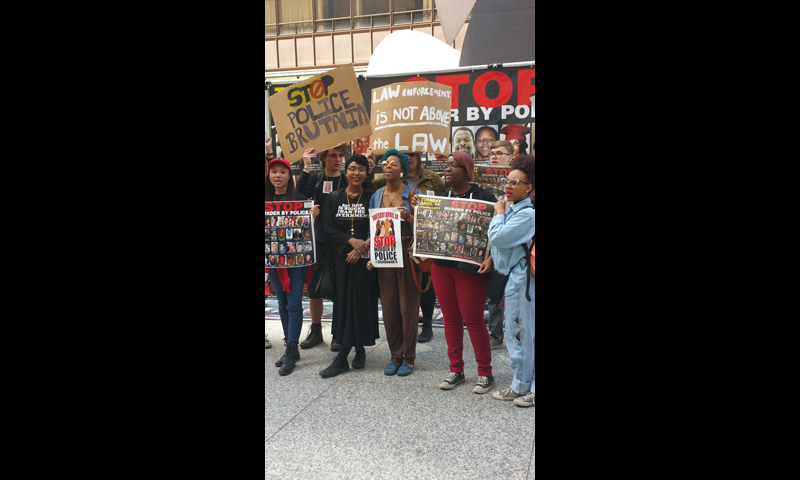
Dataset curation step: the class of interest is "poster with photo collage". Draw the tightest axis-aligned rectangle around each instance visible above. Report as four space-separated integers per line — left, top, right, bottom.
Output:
265 201 316 269
412 195 495 267
473 165 512 202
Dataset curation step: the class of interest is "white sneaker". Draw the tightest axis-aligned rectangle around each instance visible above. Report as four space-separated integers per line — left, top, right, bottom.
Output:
491 388 523 401
514 392 535 407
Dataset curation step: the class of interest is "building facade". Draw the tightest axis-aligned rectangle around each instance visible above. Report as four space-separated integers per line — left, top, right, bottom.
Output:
265 0 471 73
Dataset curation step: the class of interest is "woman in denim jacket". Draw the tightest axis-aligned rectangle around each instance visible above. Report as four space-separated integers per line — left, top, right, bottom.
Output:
487 155 536 407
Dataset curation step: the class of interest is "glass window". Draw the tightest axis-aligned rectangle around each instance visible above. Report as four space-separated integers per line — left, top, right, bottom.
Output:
279 0 312 35
265 0 276 36
354 0 390 28
317 0 350 19
393 0 430 12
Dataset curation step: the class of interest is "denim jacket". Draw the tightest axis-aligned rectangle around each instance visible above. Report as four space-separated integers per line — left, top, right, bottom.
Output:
488 198 535 296
369 182 420 213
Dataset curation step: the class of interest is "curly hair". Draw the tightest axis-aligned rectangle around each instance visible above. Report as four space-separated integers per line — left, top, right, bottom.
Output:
510 155 535 194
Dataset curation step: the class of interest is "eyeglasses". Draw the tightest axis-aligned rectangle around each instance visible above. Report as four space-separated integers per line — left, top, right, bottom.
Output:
444 161 464 170
490 151 509 158
381 160 399 168
500 178 531 187
347 166 367 173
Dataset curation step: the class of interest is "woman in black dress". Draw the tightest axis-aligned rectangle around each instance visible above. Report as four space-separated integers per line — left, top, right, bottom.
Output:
320 154 379 378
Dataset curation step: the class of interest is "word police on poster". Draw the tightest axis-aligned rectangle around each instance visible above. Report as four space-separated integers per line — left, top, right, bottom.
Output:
369 81 452 155
474 165 512 202
369 208 403 268
412 195 495 267
269 64 372 163
265 201 316 269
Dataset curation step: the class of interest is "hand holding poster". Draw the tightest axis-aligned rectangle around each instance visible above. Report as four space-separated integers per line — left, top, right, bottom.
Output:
412 195 495 267
369 208 403 268
265 201 316 269
269 64 372 163
473 165 513 202
370 81 452 156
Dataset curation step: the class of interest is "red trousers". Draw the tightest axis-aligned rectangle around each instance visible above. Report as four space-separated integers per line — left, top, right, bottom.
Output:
431 264 492 377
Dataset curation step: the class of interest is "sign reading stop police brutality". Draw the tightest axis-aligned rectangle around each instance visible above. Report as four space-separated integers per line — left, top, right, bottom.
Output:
369 208 403 268
412 195 495 267
269 64 372 163
265 201 317 269
369 81 452 156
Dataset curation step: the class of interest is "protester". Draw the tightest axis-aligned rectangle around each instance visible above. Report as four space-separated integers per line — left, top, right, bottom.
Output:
413 151 497 394
475 126 498 161
320 154 379 378
367 150 422 377
297 145 347 351
265 158 319 376
488 155 535 407
486 139 515 348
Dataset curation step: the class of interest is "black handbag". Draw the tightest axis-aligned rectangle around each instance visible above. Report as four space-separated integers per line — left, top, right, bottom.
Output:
485 268 510 305
310 261 334 301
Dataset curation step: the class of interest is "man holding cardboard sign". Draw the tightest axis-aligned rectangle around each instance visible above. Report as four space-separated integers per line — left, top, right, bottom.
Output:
269 64 373 165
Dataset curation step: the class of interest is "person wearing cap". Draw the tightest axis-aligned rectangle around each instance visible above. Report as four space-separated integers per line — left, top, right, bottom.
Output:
319 154 379 378
296 145 348 351
475 126 498 162
265 158 319 376
366 149 422 377
499 124 531 159
412 151 497 394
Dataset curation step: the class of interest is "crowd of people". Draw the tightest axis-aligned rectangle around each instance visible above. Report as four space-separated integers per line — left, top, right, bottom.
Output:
265 131 535 408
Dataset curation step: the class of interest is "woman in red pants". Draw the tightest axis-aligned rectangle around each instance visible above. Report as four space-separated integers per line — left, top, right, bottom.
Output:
414 151 497 394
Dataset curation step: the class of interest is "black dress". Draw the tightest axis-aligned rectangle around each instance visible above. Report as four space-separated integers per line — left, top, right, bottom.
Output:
323 189 380 348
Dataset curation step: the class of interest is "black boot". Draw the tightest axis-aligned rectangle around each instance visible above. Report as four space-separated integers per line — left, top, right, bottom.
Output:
279 344 299 376
418 319 433 343
320 353 350 378
300 323 323 349
275 342 300 367
352 348 366 369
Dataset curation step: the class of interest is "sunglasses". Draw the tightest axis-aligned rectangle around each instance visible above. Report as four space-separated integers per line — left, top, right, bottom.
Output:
381 160 399 168
500 178 531 187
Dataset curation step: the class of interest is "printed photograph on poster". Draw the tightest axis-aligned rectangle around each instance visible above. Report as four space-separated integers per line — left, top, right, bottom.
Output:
352 136 370 155
369 208 403 268
412 195 495 267
473 165 513 202
265 200 316 269
499 123 533 159
451 125 499 165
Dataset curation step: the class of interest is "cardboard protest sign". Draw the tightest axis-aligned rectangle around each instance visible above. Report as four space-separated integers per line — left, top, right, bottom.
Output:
265 201 316 269
474 165 512 202
369 208 403 268
269 64 372 164
369 81 452 156
412 195 495 267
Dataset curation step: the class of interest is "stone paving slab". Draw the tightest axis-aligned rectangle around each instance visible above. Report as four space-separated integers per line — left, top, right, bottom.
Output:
266 320 535 479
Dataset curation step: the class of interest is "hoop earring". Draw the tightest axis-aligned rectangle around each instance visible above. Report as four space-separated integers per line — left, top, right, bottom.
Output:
400 172 404 178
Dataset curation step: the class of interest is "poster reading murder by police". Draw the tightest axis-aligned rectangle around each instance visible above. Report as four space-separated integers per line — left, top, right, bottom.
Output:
474 165 512 202
412 195 495 267
265 201 316 269
369 208 403 268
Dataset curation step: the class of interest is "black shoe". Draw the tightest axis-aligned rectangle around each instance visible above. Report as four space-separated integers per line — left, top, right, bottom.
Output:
330 338 341 352
352 351 366 369
279 344 299 376
274 343 300 367
320 358 349 378
299 324 323 349
418 319 433 343
439 372 466 390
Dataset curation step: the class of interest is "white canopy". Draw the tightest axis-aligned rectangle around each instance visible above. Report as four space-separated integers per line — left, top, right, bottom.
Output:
366 30 461 76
